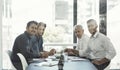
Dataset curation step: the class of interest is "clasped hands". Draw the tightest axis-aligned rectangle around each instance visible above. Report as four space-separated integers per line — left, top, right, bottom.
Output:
92 58 110 65
40 49 56 58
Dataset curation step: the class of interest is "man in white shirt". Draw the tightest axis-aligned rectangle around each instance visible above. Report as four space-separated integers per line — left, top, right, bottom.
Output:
86 19 116 70
64 25 89 57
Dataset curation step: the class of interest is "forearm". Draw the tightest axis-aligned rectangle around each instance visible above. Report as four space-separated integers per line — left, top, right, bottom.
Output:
92 57 110 65
72 50 79 56
100 58 110 63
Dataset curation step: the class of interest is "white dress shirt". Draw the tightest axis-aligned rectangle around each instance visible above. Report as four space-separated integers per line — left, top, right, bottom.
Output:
76 34 89 57
87 32 116 60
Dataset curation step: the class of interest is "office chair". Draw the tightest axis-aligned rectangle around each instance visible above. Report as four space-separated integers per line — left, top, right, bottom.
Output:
17 53 28 70
6 50 17 70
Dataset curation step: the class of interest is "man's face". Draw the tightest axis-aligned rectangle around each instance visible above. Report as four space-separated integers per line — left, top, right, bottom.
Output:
74 28 84 38
26 23 37 36
37 25 45 36
87 22 97 34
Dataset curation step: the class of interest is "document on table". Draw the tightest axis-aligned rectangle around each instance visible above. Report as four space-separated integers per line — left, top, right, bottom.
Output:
33 61 58 67
68 56 87 61
32 58 46 63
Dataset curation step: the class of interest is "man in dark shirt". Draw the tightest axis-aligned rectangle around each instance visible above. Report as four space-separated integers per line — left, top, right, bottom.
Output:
11 21 39 70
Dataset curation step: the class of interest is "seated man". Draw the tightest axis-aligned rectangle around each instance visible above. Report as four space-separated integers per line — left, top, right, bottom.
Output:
86 19 116 70
64 24 89 58
36 22 56 58
11 21 39 70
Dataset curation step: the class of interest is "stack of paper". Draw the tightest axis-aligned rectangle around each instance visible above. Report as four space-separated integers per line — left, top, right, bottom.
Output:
34 61 58 67
68 56 87 61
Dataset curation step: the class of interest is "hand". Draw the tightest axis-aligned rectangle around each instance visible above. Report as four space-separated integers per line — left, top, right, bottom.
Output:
92 58 109 65
64 48 73 52
41 51 49 58
92 60 102 65
49 49 56 56
72 49 79 55
68 51 76 56
98 58 110 64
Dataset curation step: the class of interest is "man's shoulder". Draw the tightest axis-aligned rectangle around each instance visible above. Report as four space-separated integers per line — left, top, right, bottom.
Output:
15 33 28 41
98 32 106 37
81 34 89 42
98 32 110 40
83 34 89 39
16 33 25 38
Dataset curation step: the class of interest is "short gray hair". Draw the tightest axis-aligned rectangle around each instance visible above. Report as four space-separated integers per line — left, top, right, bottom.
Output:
38 22 46 28
74 24 83 31
87 19 98 27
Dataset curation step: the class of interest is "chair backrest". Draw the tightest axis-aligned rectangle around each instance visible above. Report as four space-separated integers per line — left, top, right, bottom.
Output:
6 50 16 70
17 53 28 70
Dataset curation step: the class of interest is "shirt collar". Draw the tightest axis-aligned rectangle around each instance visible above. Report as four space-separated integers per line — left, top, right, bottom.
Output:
91 31 99 38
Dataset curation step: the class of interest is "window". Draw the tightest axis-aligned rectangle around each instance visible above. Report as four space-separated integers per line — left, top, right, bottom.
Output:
77 0 99 36
1 0 120 69
2 0 74 69
107 0 120 69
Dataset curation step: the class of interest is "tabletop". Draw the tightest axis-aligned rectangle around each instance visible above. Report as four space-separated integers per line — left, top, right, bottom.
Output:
26 56 97 70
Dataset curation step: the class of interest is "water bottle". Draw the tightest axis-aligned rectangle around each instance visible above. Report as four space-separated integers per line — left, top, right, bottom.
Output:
62 52 68 62
58 54 64 70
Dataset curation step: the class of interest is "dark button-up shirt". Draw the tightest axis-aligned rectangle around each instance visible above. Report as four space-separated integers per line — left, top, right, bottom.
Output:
11 31 40 64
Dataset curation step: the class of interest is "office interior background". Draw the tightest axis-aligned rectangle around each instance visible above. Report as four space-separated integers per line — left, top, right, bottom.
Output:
0 0 120 69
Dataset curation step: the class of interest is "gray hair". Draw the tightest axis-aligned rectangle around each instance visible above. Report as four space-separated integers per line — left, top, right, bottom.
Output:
38 22 46 28
87 19 98 27
73 24 84 31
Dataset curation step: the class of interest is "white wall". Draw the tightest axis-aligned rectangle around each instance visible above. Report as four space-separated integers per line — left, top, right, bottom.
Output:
0 0 3 69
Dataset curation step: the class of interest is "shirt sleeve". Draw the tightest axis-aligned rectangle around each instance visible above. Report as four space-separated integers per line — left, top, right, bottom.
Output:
104 37 116 60
79 41 88 57
78 35 89 57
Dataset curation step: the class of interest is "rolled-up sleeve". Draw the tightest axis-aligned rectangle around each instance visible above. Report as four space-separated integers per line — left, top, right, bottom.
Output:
104 38 116 60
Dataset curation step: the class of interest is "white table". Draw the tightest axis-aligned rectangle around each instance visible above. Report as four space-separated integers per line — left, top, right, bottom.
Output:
26 56 97 70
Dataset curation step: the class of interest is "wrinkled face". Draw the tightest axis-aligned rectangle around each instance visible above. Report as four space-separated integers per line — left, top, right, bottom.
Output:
87 22 97 34
74 28 84 38
26 23 37 36
37 25 46 36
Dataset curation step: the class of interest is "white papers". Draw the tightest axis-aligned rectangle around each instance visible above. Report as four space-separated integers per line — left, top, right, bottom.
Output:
32 58 46 63
33 61 58 67
68 56 87 61
48 56 56 59
33 58 45 61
